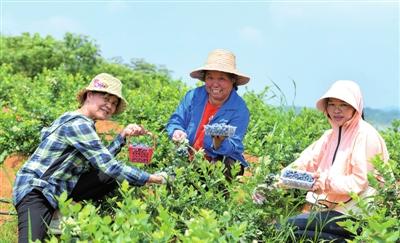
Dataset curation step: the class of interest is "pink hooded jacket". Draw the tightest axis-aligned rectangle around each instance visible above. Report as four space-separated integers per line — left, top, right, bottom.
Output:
291 80 389 214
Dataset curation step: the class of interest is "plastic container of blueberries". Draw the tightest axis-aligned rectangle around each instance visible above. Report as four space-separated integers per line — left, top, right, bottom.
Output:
280 169 315 190
204 124 237 137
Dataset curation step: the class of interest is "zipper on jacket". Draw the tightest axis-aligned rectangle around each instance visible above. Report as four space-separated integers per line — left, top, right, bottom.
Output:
331 126 342 164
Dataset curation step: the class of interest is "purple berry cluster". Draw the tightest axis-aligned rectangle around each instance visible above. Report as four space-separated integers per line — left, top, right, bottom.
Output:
204 123 236 137
162 165 177 178
281 169 314 190
176 146 189 157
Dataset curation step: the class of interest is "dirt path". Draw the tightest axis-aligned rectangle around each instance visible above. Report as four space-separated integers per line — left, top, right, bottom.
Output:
0 154 27 224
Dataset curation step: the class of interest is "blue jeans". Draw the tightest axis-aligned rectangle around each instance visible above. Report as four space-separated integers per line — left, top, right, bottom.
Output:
287 210 355 242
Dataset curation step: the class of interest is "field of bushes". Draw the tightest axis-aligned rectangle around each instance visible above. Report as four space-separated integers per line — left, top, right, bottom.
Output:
0 33 399 242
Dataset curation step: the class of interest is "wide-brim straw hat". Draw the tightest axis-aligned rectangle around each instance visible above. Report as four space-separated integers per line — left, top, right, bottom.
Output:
76 73 128 114
190 49 250 86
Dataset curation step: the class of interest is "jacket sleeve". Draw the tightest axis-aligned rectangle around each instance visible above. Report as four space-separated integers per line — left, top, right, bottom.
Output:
204 105 249 159
166 90 193 138
65 121 150 186
289 131 330 172
107 134 126 156
325 131 389 195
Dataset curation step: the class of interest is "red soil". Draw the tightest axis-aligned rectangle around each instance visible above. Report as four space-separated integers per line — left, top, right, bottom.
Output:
0 154 28 224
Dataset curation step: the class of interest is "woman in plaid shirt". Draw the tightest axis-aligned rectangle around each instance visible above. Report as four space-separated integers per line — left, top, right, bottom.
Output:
13 73 167 243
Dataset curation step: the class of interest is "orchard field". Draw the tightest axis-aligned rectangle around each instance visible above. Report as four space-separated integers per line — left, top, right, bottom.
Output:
0 33 399 242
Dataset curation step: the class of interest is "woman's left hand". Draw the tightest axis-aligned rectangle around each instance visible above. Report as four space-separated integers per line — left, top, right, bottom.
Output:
121 124 147 138
212 135 226 149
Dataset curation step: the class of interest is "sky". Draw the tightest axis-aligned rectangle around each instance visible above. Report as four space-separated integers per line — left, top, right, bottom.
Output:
1 0 399 109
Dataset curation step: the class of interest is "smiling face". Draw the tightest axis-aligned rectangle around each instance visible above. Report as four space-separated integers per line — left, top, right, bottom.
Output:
84 91 119 120
326 98 356 127
204 70 235 106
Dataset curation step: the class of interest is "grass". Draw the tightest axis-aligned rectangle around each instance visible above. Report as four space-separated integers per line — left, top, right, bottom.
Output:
0 218 18 243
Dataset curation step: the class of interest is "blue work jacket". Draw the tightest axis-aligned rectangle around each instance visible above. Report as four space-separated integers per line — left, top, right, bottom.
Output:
166 86 250 167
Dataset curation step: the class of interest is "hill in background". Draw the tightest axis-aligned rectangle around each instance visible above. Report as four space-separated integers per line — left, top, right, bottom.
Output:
364 107 400 130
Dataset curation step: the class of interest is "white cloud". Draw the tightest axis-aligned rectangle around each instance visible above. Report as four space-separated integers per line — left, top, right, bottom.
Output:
238 26 264 46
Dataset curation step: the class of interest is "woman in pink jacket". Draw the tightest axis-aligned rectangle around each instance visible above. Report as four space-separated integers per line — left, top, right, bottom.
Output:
259 80 389 241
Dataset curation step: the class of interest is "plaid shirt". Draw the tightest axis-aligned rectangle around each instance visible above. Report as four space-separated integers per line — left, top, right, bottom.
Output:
13 112 150 209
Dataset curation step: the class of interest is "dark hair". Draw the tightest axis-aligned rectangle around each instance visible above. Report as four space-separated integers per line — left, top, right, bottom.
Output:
227 73 238 90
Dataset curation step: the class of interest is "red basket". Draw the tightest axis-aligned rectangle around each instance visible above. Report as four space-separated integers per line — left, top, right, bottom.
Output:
128 132 156 164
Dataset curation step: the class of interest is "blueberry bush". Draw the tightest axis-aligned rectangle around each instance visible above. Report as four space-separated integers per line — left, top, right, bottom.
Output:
0 33 399 242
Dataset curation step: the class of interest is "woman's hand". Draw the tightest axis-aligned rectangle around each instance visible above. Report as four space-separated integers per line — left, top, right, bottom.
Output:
147 172 174 185
121 124 147 138
311 172 323 193
212 135 226 149
172 130 187 142
147 174 165 184
252 191 266 205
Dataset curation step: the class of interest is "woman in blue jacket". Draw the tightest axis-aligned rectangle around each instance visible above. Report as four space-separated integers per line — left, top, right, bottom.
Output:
166 49 250 179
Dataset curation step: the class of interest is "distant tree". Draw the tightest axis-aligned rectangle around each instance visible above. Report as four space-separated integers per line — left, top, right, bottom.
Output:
0 32 101 77
129 58 170 76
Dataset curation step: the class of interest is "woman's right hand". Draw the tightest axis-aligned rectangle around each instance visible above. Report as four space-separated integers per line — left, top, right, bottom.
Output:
147 172 174 185
147 174 165 184
172 130 187 142
311 172 322 193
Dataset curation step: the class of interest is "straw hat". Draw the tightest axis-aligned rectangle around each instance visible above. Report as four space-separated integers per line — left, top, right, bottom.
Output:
76 73 128 114
190 49 250 86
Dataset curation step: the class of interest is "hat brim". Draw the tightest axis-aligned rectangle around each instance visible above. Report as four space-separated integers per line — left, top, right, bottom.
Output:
190 67 250 86
76 88 128 115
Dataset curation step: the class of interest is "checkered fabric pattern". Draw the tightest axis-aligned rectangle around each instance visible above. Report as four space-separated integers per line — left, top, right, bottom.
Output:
13 112 149 208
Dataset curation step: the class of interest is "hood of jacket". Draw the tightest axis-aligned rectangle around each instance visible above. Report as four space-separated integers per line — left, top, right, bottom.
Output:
316 80 363 130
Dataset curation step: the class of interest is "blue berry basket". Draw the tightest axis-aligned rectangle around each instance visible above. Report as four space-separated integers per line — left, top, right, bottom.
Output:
204 123 237 137
281 169 315 190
